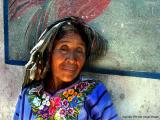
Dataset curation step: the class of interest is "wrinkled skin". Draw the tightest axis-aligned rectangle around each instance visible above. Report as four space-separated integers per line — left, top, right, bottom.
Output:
51 33 86 89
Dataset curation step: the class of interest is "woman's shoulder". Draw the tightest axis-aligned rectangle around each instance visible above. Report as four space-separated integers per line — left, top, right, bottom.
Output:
75 77 107 96
79 76 109 98
20 81 43 96
80 76 107 89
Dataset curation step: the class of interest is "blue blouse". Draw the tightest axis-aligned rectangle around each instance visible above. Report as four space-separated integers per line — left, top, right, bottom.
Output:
13 79 119 120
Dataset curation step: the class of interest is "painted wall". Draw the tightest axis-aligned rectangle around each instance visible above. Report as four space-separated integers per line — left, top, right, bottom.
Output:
0 0 160 120
7 0 160 74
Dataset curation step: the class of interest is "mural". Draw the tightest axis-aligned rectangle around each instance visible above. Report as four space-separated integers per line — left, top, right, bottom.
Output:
4 0 160 78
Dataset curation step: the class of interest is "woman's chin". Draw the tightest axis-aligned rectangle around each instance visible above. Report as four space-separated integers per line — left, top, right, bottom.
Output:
61 70 78 80
60 76 75 83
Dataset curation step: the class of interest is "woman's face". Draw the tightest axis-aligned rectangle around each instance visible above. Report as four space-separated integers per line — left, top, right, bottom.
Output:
51 33 86 83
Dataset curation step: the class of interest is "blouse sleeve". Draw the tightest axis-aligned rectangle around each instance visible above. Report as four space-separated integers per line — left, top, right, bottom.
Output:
13 87 31 120
13 93 22 120
85 81 119 120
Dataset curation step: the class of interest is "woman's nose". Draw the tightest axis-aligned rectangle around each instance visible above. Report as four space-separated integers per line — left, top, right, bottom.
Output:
66 51 77 63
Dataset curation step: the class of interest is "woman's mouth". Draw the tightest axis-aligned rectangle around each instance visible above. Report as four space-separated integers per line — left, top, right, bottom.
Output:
61 64 78 72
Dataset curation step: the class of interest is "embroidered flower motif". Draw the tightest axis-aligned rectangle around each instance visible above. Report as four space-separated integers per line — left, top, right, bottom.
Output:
37 106 49 119
67 107 74 116
28 81 98 120
77 93 82 98
62 99 69 108
68 89 74 95
41 94 50 106
77 82 89 92
49 97 61 116
59 108 67 117
29 85 42 95
39 105 44 110
74 91 78 96
49 106 56 116
41 112 49 119
70 96 79 108
67 96 74 102
32 97 41 107
42 93 50 101
42 99 50 106
63 91 69 98
37 105 48 113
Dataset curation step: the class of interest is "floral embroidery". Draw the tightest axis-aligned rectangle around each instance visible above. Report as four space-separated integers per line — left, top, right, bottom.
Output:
49 97 61 116
28 81 98 120
59 108 66 117
70 96 79 108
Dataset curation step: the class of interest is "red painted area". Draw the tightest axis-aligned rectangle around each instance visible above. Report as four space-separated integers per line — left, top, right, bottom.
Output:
9 0 46 20
55 0 111 22
9 0 111 22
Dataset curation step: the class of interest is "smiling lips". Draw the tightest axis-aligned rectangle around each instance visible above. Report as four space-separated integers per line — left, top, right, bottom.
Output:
61 64 78 73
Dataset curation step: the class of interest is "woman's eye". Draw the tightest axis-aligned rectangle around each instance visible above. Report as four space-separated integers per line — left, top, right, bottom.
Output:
60 45 68 51
76 48 84 54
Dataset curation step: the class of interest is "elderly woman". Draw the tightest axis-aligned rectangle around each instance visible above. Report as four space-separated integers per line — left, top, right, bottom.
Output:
14 16 119 120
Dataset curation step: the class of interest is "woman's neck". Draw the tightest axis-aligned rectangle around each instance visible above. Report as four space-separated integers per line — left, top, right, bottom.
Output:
53 77 64 91
45 79 63 94
44 76 79 94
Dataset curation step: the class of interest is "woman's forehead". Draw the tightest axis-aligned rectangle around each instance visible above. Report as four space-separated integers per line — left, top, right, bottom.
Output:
55 33 85 46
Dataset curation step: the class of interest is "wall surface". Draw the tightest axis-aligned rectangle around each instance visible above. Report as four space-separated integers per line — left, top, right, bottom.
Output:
7 0 160 73
0 0 160 120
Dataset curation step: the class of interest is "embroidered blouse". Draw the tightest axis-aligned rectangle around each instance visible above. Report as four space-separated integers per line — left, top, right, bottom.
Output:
13 79 119 120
